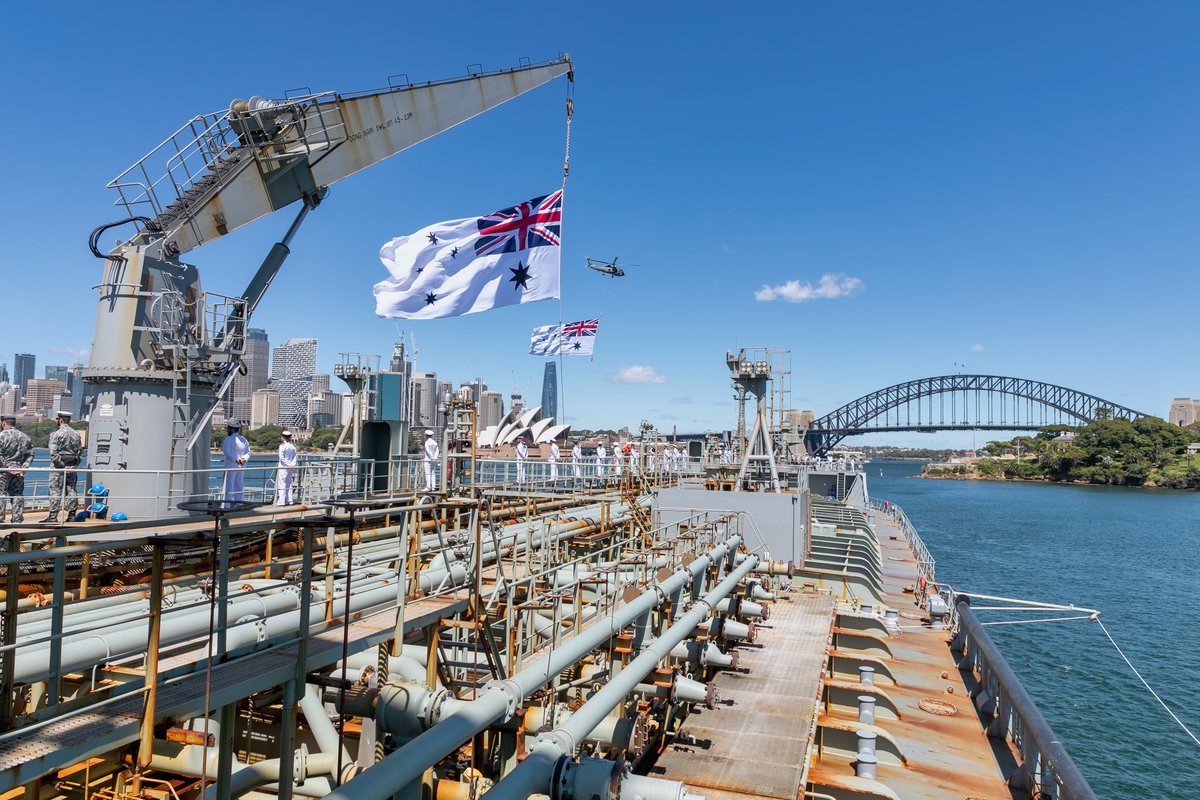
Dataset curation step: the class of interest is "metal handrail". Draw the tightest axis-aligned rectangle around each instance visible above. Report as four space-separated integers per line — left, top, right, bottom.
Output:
951 597 1098 800
869 498 935 582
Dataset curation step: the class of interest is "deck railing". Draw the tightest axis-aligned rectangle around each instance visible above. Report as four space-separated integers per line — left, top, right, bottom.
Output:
949 596 1098 800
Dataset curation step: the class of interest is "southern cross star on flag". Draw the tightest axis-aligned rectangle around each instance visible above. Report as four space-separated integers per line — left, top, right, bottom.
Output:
374 191 562 319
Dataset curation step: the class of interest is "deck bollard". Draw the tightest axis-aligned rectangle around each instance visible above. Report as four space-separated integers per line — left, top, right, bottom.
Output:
855 752 878 780
856 730 877 759
858 666 875 686
857 695 876 724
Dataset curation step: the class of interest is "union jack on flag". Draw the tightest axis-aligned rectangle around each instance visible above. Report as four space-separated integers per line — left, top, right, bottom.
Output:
475 190 563 256
563 318 599 338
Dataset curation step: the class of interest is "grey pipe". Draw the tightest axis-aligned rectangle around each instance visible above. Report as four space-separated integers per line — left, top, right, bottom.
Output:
322 534 742 800
483 555 759 800
300 683 352 765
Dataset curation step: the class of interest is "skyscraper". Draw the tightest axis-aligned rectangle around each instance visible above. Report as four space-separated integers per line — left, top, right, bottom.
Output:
251 390 280 428
479 391 504 429
13 354 35 395
541 362 558 420
44 365 69 383
272 338 317 429
228 327 269 425
411 372 438 429
0 363 8 384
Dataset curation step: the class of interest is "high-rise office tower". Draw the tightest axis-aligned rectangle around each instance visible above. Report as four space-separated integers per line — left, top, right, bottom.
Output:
479 391 504 429
13 354 35 395
44 365 69 383
228 328 269 425
272 338 317 429
0 363 8 384
541 362 558 420
411 372 438 429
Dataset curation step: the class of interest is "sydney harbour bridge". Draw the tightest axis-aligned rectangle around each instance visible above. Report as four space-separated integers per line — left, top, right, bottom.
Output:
801 374 1151 457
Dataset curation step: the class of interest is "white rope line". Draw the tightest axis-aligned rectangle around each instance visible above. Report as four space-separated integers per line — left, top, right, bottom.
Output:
979 615 1095 626
1095 617 1200 749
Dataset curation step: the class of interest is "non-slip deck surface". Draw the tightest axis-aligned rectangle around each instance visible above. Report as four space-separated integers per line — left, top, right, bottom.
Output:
650 592 834 800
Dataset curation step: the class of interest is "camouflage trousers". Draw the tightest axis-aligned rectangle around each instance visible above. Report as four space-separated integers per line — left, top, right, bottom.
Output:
49 469 79 517
0 472 26 523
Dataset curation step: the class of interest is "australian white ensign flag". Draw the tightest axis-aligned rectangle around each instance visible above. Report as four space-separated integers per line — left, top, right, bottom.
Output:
530 318 599 356
374 191 562 319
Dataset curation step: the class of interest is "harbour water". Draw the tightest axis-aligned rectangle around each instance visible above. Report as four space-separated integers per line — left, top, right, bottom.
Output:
872 460 1200 799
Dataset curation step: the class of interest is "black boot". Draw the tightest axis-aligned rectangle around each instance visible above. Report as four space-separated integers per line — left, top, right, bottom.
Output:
39 514 58 524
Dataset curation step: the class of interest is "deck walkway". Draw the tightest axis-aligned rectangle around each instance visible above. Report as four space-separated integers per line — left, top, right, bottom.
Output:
649 593 835 800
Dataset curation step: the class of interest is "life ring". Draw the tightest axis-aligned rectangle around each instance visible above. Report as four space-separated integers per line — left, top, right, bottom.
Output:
918 575 927 593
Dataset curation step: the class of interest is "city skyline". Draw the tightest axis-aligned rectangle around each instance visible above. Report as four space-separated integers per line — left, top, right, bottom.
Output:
4 335 1192 440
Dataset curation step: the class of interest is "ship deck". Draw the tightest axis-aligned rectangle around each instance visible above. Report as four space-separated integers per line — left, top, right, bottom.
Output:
650 593 834 800
649 507 1020 800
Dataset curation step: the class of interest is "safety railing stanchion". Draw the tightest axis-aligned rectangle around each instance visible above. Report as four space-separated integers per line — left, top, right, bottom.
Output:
1 532 20 732
47 534 67 711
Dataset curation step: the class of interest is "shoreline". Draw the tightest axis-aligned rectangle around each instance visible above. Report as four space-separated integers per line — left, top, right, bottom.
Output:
918 471 1199 491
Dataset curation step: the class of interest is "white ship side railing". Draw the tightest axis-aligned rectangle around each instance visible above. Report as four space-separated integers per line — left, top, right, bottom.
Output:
869 498 935 582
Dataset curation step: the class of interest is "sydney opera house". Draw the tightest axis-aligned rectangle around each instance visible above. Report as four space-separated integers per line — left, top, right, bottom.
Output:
476 404 570 448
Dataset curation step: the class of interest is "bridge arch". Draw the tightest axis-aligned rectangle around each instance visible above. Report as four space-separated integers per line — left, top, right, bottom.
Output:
803 375 1151 456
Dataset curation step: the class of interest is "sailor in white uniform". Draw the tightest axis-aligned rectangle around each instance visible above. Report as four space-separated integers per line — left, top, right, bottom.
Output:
596 443 607 476
422 430 440 492
549 440 560 481
516 438 529 483
276 429 297 505
572 441 583 478
222 421 251 502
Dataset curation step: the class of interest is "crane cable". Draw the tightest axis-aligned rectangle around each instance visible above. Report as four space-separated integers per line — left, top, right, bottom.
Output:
556 91 574 422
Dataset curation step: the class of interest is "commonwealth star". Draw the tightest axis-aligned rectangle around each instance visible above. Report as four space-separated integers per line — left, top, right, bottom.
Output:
509 261 531 290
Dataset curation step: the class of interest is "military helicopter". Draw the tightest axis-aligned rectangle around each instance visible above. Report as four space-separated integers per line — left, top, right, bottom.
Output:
584 257 625 277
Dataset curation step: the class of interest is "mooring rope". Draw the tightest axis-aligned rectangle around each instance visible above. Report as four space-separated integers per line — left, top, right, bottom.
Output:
1094 617 1200 749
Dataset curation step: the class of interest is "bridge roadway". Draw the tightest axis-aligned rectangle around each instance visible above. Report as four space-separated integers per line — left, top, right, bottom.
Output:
803 373 1152 456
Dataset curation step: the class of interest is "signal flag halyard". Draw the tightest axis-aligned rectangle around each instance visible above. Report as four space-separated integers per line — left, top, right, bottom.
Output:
374 191 562 319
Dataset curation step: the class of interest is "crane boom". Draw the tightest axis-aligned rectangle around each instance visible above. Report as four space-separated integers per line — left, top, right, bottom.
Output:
108 57 572 257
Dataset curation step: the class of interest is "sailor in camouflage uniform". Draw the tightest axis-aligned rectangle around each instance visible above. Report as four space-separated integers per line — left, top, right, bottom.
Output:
0 415 34 524
42 411 83 523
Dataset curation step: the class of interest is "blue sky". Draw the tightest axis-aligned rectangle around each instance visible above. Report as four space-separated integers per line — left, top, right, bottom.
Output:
2 2 1196 446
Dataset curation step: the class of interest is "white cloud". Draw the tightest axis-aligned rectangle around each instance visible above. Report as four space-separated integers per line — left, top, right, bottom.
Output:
670 395 694 405
720 243 731 254
971 343 985 352
48 346 90 361
610 365 666 385
755 273 864 303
